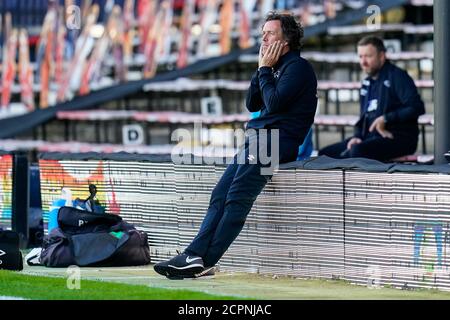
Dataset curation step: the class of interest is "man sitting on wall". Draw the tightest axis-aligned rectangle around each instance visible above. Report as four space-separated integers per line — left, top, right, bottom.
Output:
319 36 425 162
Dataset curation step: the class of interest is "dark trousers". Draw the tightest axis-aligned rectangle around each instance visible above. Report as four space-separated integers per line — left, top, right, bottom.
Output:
185 130 298 267
318 135 418 162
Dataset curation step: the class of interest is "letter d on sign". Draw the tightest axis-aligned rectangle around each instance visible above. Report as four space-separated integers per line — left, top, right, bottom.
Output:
122 124 145 145
67 265 81 290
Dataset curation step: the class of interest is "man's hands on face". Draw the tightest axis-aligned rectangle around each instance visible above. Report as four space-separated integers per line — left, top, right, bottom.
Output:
369 115 394 139
259 40 286 68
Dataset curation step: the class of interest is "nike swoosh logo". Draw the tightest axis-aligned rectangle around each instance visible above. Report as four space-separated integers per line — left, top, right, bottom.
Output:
185 256 202 264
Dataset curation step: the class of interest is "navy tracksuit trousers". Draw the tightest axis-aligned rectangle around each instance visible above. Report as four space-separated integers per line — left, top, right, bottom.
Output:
185 130 299 267
318 134 418 162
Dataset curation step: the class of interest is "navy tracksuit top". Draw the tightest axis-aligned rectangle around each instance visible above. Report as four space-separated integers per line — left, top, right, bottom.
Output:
245 50 318 146
355 61 425 140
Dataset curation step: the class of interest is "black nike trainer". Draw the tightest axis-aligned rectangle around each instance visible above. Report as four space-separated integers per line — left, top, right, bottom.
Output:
154 252 204 279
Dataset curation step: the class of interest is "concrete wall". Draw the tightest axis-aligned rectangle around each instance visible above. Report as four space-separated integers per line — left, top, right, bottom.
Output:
38 156 450 291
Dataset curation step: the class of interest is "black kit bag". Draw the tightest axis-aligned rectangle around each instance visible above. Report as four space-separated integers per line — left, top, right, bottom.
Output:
41 206 150 267
57 206 122 235
90 229 151 267
0 230 23 271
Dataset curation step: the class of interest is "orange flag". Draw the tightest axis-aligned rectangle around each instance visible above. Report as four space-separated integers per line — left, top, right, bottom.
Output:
219 0 234 55
238 0 251 49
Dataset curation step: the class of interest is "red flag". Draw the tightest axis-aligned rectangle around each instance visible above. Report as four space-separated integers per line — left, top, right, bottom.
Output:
18 29 35 111
137 0 156 54
1 13 12 110
1 28 17 110
177 0 195 69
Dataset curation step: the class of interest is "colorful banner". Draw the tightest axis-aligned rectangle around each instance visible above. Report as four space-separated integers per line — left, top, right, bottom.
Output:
39 159 118 230
0 154 13 230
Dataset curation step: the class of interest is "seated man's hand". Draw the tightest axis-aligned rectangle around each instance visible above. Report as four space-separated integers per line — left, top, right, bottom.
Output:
347 137 362 150
369 116 394 139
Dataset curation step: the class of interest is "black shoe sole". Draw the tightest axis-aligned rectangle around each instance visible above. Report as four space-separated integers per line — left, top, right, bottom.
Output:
153 264 171 277
154 263 204 279
166 275 186 280
195 266 215 278
165 266 205 279
163 267 215 280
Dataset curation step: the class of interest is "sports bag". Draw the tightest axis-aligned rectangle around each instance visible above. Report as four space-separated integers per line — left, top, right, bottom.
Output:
0 230 23 271
40 206 150 267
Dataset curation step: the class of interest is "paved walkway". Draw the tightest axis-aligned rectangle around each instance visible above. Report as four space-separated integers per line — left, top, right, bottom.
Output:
19 264 450 300
21 265 302 299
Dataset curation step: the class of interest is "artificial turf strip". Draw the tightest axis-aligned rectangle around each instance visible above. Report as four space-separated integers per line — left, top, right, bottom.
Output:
0 270 239 300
